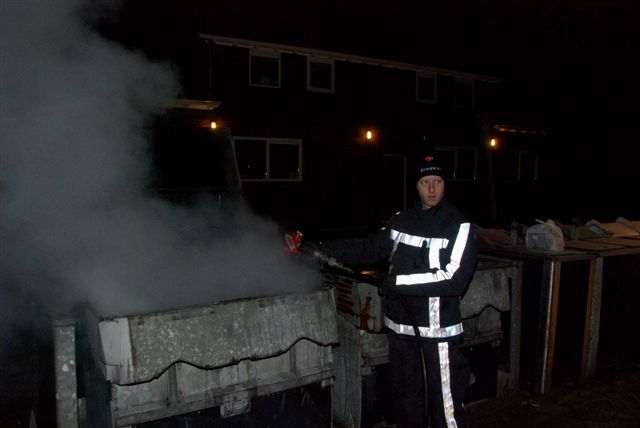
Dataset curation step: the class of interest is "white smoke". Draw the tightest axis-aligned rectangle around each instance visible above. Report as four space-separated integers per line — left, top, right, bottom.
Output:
0 0 322 318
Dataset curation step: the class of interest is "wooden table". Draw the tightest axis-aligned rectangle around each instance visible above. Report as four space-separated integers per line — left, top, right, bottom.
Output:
571 237 640 371
482 236 640 394
480 244 599 394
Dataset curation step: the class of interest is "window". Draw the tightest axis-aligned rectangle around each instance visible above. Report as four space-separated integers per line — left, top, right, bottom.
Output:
150 128 240 194
455 147 478 180
234 137 302 181
495 149 538 182
235 139 267 180
416 72 437 103
455 79 474 108
519 151 538 181
435 146 478 181
497 150 520 181
307 57 334 93
250 50 280 88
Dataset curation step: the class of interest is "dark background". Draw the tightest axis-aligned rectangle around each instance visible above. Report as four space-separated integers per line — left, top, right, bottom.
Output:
3 2 640 426
95 0 640 226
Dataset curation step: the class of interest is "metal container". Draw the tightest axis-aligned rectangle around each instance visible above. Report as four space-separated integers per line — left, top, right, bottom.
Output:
61 288 338 427
326 257 522 428
327 257 517 343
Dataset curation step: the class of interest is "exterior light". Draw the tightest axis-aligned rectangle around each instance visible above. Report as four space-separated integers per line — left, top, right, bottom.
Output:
489 137 498 148
366 130 373 141
210 121 218 130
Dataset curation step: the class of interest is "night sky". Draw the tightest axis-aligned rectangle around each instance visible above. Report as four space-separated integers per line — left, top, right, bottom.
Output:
1 2 639 426
101 0 640 120
96 0 640 220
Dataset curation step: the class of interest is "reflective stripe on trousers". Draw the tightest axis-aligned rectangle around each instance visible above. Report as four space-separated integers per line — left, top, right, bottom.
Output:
387 333 469 428
384 315 463 339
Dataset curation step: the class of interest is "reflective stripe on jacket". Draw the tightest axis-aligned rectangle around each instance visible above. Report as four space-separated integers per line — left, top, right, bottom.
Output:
320 199 478 340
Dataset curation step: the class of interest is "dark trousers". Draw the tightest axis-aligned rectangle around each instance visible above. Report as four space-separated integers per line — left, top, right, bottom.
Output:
388 332 469 428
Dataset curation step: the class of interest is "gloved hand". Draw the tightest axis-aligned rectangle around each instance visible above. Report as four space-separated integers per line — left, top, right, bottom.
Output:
284 231 303 254
378 276 399 299
283 230 324 256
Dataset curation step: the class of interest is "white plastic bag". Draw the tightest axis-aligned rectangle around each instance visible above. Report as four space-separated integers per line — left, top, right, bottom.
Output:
525 219 565 252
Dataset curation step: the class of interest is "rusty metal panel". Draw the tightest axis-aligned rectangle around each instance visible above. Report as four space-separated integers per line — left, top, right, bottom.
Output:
325 273 383 333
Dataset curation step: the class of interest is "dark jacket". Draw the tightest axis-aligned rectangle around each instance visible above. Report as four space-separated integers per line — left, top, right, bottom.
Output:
321 199 478 340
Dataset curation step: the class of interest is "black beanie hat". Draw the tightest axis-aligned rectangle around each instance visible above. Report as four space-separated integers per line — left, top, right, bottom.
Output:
415 155 448 182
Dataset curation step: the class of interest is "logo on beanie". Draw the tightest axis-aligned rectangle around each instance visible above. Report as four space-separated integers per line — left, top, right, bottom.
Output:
420 166 441 174
416 155 445 180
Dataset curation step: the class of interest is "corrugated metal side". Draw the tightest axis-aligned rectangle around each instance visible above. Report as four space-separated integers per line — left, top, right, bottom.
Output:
100 288 338 385
111 340 336 426
94 288 338 426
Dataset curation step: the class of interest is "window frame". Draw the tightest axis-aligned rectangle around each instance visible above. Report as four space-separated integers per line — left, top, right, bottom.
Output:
434 145 478 182
249 49 281 88
307 56 335 93
233 136 303 182
454 78 475 108
496 149 539 182
518 150 539 182
416 71 438 104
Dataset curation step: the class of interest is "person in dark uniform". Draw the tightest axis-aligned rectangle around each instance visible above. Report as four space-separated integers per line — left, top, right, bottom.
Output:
318 155 478 428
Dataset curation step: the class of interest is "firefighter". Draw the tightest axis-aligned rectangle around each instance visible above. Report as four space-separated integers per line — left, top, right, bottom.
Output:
316 155 478 428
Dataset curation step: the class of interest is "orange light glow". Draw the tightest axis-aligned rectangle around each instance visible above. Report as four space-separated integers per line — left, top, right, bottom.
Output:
210 121 217 129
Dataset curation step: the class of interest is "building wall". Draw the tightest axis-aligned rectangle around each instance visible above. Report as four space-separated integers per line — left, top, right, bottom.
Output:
171 36 568 233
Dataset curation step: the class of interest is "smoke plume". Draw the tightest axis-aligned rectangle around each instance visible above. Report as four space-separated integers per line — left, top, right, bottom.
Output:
0 0 322 319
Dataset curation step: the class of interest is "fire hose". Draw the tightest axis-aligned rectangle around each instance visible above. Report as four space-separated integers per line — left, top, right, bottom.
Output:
284 231 429 422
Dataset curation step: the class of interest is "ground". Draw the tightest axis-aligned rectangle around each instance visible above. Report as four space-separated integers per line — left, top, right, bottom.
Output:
467 363 640 428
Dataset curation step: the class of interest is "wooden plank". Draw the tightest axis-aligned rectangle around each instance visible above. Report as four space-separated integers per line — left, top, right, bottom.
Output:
585 257 603 377
543 261 562 394
508 263 523 391
595 222 640 238
564 240 622 251
588 237 640 248
581 259 597 378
